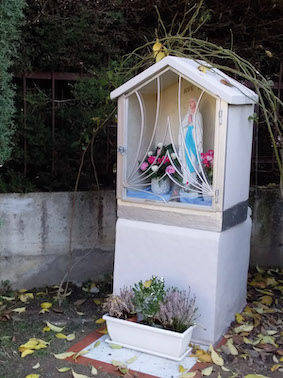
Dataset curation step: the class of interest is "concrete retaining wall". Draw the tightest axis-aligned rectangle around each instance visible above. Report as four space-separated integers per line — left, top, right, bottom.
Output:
0 191 116 289
0 188 281 290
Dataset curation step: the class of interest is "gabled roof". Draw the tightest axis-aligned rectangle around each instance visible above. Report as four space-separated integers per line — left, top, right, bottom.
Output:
110 56 258 104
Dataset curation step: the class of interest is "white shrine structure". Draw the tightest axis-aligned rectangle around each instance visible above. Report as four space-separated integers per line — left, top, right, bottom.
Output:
110 56 258 345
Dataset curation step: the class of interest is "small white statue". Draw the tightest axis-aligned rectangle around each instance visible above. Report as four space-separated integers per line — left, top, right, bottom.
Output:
178 97 203 188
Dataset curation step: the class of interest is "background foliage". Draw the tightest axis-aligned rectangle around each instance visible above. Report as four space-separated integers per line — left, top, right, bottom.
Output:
0 0 25 166
1 0 281 192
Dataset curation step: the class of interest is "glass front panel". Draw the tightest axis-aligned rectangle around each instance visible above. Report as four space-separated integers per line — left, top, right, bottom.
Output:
123 70 216 207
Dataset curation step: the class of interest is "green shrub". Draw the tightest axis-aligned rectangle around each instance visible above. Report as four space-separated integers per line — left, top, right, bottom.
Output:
0 0 25 165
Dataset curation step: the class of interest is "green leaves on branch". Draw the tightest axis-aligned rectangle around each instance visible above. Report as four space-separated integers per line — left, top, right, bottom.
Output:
0 0 25 165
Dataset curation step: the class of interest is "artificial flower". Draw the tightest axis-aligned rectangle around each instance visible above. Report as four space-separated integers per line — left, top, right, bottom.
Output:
166 165 176 174
140 162 149 171
148 156 156 164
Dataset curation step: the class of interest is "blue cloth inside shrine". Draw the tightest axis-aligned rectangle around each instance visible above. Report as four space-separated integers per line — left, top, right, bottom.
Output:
179 195 212 206
126 188 212 206
126 187 171 202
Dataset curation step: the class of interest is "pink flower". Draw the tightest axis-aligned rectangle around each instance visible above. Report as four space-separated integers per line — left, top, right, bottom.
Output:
148 156 156 164
166 165 176 174
140 162 149 171
208 149 214 156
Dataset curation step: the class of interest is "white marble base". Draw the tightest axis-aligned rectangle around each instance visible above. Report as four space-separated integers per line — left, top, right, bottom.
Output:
82 335 198 377
113 212 251 345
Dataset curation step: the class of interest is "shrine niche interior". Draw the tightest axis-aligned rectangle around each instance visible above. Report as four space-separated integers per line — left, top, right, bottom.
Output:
123 68 216 207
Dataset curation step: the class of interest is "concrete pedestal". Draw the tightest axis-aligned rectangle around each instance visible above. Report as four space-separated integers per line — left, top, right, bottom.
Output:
113 213 251 345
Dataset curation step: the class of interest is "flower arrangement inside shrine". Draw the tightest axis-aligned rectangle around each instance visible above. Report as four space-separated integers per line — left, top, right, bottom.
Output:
139 143 181 180
201 149 214 185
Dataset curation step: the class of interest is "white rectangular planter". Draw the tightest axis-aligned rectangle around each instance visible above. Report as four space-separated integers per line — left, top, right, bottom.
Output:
103 314 195 361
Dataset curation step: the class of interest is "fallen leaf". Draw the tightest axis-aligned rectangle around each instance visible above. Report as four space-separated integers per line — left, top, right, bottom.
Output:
234 324 253 334
235 313 244 323
112 360 126 368
12 307 26 313
74 299 86 306
260 296 272 306
41 302 52 309
209 345 224 366
202 366 213 376
266 330 277 335
221 366 230 371
57 367 71 372
273 355 279 363
67 333 75 341
52 307 64 314
93 341 100 348
19 293 34 303
109 343 123 349
179 365 186 373
32 363 40 369
91 366 98 375
72 370 90 378
21 349 35 358
25 375 40 378
245 375 269 378
98 328 107 334
46 321 64 332
95 318 105 324
73 350 88 360
271 364 281 372
190 349 212 363
93 299 101 305
2 296 15 301
76 311 85 316
19 289 27 293
42 326 50 332
198 65 208 73
55 333 68 339
266 277 277 286
226 338 238 356
126 355 138 364
259 335 278 347
53 351 75 359
181 373 196 378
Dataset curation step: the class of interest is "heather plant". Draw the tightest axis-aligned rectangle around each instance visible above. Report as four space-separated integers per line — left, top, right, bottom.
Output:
155 288 198 332
132 276 166 323
103 287 135 319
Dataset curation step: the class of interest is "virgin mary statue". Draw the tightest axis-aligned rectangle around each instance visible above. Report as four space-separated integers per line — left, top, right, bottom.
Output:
178 97 203 190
